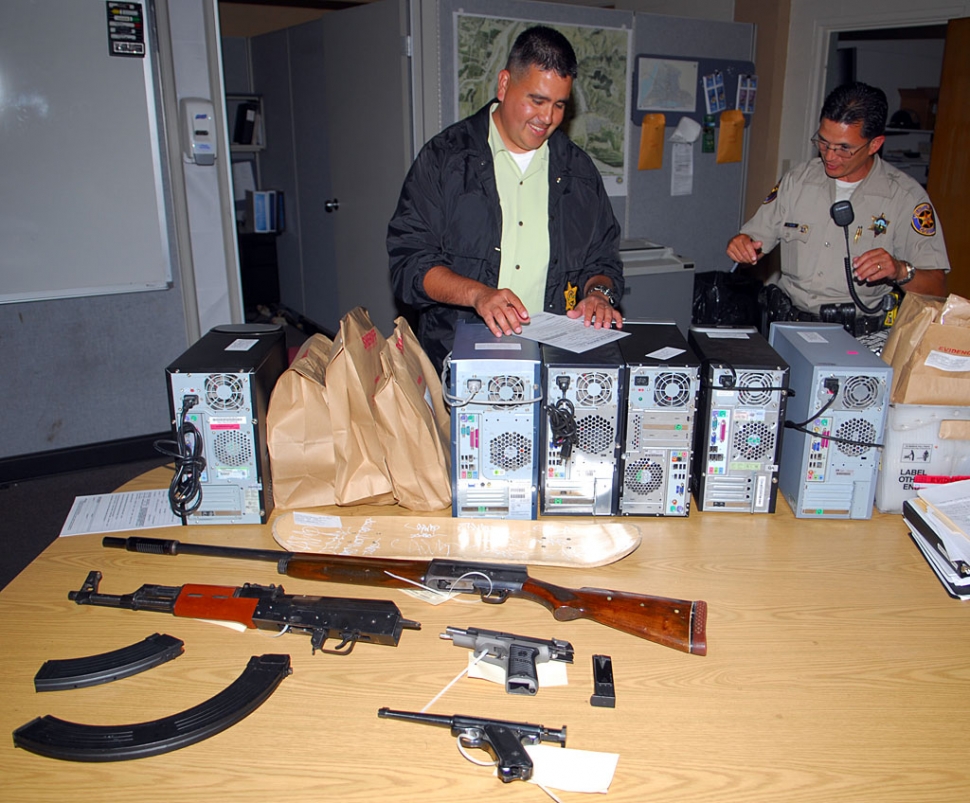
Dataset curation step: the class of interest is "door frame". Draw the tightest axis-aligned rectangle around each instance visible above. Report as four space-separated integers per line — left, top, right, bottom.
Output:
778 2 963 176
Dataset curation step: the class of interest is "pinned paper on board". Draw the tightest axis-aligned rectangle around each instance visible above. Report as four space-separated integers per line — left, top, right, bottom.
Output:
703 72 727 115
716 109 745 164
736 74 758 114
638 113 665 170
669 117 701 196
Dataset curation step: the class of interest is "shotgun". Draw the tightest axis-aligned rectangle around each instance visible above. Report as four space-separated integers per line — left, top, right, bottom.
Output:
102 536 707 655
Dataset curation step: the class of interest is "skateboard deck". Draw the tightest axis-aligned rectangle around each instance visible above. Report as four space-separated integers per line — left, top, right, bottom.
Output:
272 511 641 568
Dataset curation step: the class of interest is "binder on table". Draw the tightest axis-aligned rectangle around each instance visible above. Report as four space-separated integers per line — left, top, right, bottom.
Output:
902 496 970 600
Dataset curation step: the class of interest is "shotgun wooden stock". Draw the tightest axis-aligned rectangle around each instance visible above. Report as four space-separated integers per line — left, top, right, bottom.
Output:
103 537 707 655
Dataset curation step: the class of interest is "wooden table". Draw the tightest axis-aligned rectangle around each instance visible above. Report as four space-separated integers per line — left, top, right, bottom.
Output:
2 468 968 802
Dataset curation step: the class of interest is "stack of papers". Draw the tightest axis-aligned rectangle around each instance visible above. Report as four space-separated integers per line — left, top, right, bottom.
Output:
902 479 970 599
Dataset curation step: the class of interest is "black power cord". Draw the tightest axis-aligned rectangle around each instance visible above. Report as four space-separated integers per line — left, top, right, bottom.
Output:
700 359 793 396
783 377 883 450
784 378 840 433
545 375 578 462
153 396 206 525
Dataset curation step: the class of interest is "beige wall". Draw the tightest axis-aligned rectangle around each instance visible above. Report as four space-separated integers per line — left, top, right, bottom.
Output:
733 0 790 221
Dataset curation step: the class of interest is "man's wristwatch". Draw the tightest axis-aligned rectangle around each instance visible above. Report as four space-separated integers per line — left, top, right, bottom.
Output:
897 260 916 286
587 284 619 308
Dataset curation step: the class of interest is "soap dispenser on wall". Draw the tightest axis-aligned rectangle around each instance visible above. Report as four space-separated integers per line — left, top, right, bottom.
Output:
179 98 217 166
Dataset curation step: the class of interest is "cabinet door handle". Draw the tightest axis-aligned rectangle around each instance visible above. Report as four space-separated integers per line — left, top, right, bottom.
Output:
324 198 339 213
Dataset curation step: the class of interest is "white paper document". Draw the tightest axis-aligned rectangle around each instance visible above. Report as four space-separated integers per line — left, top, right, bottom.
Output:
59 490 182 537
524 743 619 793
670 142 694 196
514 311 629 352
918 480 970 532
922 507 970 566
913 480 970 566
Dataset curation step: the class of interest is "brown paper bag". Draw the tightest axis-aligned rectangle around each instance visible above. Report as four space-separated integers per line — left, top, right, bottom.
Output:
328 307 396 506
885 293 970 405
266 334 336 509
373 317 452 511
880 292 943 368
940 293 970 326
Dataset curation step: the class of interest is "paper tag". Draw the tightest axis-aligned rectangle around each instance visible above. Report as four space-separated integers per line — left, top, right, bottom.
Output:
646 346 686 361
524 744 619 793
400 587 456 606
225 338 258 351
924 350 970 372
293 512 342 528
706 330 751 339
467 654 569 687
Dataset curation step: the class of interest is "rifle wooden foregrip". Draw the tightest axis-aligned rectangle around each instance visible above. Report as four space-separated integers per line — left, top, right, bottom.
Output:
519 579 707 655
172 585 260 628
283 556 433 587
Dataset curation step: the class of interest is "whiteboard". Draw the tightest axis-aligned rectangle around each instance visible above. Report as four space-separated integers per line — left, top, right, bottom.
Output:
0 0 173 303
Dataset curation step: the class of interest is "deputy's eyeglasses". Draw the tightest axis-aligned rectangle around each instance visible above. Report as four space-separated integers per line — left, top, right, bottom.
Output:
810 133 871 159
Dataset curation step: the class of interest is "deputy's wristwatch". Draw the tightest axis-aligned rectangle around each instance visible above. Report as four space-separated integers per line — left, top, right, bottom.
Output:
587 284 619 308
897 260 916 285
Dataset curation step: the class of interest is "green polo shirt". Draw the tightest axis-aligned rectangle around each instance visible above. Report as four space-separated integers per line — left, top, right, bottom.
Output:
488 106 550 311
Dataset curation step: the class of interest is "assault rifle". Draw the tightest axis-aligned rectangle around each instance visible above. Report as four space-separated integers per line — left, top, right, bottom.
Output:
102 536 708 655
69 570 420 654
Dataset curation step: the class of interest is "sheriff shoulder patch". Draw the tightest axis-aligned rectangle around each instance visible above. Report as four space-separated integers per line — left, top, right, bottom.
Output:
911 203 937 236
763 184 779 204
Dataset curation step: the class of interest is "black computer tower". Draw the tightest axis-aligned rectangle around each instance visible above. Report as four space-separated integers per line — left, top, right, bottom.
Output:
688 326 790 513
165 323 286 524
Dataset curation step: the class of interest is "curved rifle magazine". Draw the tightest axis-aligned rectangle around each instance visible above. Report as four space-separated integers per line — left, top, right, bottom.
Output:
33 633 185 692
14 654 291 761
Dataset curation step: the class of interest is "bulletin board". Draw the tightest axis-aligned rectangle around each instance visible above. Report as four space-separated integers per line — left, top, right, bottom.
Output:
631 54 756 127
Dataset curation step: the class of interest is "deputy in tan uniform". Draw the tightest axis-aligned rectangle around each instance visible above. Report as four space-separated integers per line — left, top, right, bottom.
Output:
727 82 948 325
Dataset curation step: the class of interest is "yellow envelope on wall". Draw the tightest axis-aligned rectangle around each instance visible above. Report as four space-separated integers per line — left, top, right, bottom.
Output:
638 113 665 170
716 109 745 164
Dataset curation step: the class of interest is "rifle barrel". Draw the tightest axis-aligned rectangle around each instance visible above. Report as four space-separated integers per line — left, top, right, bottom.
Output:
103 536 289 565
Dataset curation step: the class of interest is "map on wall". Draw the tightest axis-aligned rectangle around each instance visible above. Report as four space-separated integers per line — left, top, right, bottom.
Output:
457 15 629 189
636 57 698 113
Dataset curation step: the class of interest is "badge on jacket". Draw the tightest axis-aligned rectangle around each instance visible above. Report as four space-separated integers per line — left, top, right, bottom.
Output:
763 183 779 204
564 281 577 311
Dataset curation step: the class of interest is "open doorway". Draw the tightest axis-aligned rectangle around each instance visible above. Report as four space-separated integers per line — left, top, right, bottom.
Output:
827 26 947 188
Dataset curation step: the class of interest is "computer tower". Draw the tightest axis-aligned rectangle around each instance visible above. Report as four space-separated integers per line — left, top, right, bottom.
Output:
540 342 626 516
165 323 286 525
449 320 542 519
688 326 790 513
616 321 700 516
769 322 892 519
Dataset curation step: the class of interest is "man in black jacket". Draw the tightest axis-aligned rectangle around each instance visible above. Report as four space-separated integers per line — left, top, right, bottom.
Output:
387 25 624 370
